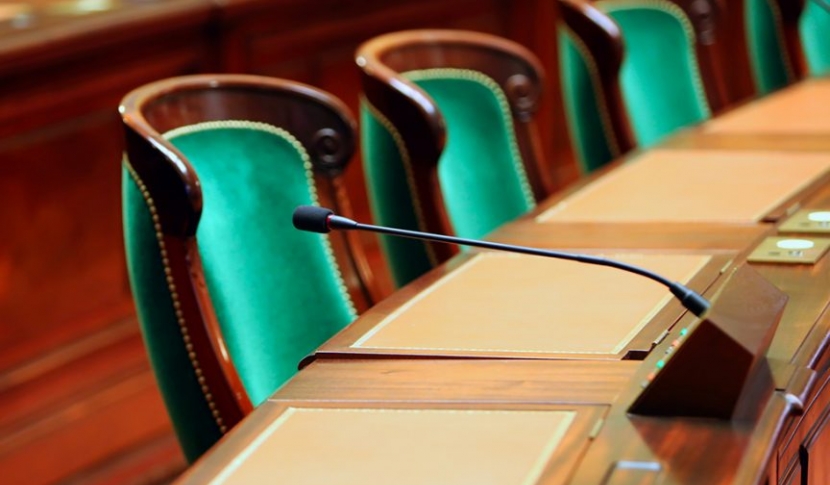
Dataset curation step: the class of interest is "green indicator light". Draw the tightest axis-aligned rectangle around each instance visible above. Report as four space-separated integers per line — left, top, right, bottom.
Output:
679 328 689 337
656 360 665 369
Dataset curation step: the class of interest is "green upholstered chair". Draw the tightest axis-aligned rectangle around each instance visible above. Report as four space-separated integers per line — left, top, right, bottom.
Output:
744 0 805 94
801 0 830 76
558 0 635 173
120 74 377 462
357 30 551 288
588 0 726 148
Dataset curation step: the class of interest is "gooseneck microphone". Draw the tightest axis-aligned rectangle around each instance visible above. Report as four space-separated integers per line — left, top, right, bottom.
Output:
293 205 711 317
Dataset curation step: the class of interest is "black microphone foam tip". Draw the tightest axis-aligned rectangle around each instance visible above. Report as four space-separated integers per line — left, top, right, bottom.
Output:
293 205 334 233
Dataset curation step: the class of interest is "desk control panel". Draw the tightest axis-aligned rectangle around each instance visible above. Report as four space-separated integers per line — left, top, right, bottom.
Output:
629 264 787 420
747 236 830 264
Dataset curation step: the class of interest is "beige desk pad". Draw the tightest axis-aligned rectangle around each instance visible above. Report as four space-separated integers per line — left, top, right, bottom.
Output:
705 79 830 134
536 149 830 223
352 252 710 356
210 407 576 485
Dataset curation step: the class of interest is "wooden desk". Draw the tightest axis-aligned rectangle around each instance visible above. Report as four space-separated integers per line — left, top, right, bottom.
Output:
176 81 830 484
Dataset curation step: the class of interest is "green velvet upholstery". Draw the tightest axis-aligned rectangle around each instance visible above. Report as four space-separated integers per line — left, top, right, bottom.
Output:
123 121 356 461
409 71 535 241
361 69 535 288
558 27 618 173
599 1 711 147
123 169 221 462
745 0 793 94
801 0 830 76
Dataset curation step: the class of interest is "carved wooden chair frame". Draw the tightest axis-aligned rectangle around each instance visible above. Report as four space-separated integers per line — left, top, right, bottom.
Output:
120 74 380 435
356 29 550 264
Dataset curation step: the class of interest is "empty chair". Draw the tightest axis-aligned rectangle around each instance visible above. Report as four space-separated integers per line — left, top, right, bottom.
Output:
120 74 377 461
562 0 727 151
358 30 550 287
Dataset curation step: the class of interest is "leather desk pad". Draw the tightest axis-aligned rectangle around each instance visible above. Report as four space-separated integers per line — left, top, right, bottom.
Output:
536 149 830 223
705 78 830 135
351 253 711 357
210 407 578 485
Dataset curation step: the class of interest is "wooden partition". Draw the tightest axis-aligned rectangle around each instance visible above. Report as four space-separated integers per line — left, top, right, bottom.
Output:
0 1 571 483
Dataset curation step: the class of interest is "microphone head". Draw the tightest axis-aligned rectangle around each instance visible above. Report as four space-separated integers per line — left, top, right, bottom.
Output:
293 205 333 233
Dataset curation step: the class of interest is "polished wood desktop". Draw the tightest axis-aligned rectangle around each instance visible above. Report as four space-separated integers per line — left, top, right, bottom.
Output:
176 80 830 484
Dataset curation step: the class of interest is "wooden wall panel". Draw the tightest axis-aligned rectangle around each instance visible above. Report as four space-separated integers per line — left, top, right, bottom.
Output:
0 3 214 483
0 10 214 371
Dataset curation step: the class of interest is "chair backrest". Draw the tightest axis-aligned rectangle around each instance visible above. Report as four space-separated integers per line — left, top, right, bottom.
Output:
558 0 635 173
744 0 804 94
120 74 376 462
357 30 549 288
801 0 830 76
593 0 724 148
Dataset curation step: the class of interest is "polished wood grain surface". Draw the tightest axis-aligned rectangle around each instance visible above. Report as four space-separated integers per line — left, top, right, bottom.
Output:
277 358 638 404
178 78 830 485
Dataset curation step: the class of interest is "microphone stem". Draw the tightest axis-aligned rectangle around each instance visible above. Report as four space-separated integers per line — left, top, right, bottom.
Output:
354 222 711 317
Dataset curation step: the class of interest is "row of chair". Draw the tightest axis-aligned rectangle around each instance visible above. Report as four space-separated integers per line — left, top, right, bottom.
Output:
120 0 829 463
368 0 830 288
561 0 830 173
122 30 556 462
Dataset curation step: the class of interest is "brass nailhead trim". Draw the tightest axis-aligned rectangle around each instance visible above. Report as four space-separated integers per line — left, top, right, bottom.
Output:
123 158 227 434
